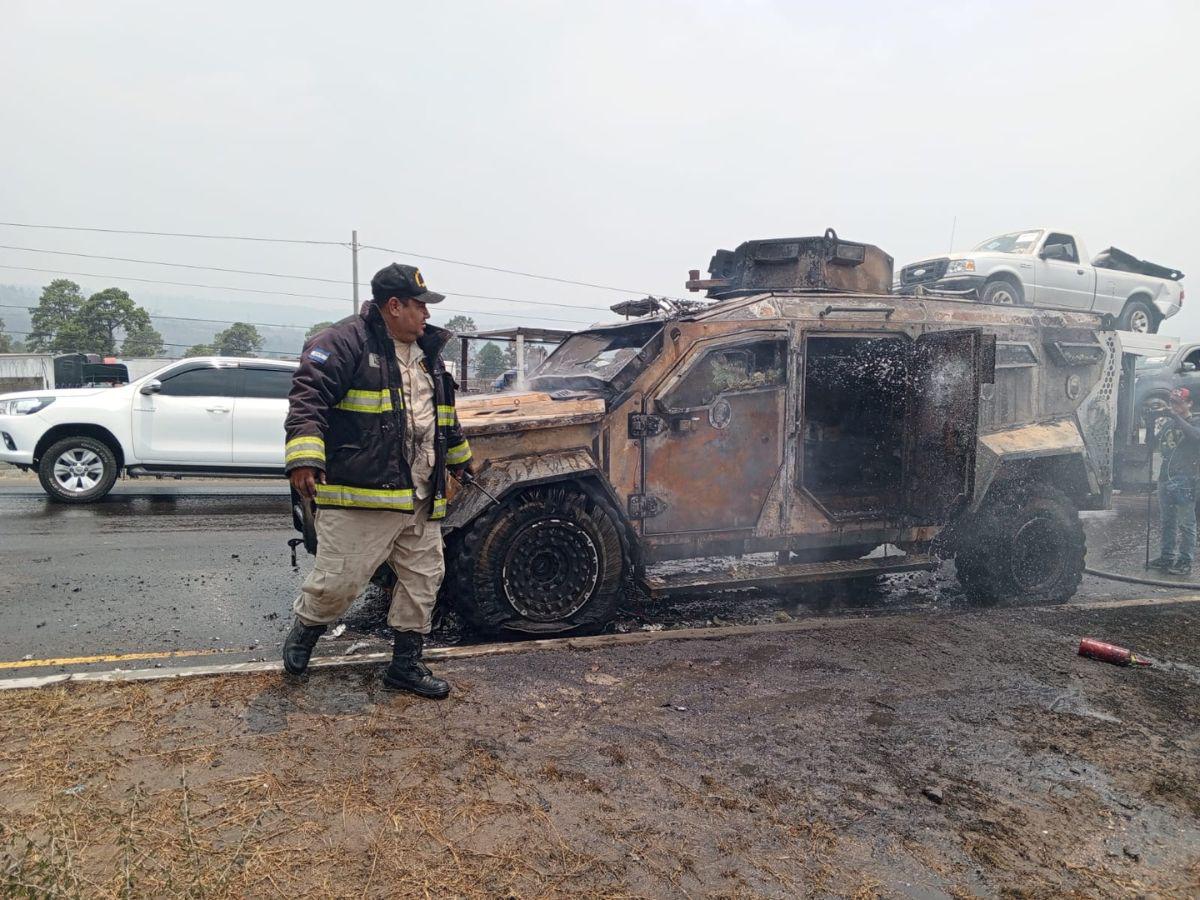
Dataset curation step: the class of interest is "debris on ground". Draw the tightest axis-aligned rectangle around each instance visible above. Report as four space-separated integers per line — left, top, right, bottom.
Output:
1079 637 1153 667
2 601 1199 897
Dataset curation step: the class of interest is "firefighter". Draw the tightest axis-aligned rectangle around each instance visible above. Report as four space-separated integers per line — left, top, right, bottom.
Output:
1148 387 1200 577
281 263 473 697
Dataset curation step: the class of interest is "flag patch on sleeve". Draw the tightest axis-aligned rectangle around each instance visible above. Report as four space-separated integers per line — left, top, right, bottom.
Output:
309 348 331 364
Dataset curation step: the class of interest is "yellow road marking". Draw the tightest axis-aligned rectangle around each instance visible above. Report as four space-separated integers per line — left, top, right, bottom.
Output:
0 647 225 671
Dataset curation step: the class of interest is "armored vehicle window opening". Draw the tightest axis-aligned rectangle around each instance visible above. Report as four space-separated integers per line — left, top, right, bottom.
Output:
528 322 663 398
800 333 911 520
658 337 787 412
995 342 1039 368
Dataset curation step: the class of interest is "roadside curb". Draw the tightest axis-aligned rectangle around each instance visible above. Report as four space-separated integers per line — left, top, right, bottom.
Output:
2 593 1198 692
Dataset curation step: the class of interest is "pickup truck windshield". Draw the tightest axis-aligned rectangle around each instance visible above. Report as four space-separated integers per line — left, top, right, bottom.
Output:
973 230 1043 254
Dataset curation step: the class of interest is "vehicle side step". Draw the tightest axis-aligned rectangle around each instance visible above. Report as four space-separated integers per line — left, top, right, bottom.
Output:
642 554 937 597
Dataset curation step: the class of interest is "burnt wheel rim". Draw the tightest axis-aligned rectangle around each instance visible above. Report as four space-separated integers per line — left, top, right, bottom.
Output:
1009 515 1067 593
501 516 600 622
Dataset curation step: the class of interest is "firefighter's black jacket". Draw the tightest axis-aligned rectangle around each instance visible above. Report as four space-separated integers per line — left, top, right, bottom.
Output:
284 301 471 518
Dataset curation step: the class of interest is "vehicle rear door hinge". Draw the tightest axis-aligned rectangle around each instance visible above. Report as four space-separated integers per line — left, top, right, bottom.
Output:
628 412 667 438
627 494 667 519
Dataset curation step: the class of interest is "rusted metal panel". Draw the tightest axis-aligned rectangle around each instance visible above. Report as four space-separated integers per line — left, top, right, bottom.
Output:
687 232 894 297
979 419 1086 457
642 387 785 535
442 448 597 531
644 553 936 596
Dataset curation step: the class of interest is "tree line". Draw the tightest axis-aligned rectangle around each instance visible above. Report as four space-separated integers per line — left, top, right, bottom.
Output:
0 286 549 370
1 279 266 358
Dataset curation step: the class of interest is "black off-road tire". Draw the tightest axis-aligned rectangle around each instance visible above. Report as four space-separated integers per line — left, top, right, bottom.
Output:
445 484 630 634
37 435 119 503
954 483 1085 606
979 278 1024 307
1117 298 1157 334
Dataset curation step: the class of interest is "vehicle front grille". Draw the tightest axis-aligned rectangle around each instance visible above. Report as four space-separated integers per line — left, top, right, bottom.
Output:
900 258 949 286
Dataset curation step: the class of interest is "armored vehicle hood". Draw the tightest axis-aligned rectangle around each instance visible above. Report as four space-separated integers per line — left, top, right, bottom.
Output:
457 391 606 437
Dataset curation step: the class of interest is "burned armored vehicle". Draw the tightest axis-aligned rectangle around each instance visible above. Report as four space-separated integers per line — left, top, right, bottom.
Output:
298 231 1122 633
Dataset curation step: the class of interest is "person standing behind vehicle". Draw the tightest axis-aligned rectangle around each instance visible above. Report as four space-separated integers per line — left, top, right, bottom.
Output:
1148 387 1200 576
282 263 473 697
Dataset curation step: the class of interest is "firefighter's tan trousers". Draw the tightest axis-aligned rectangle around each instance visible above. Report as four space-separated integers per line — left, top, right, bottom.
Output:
293 500 444 634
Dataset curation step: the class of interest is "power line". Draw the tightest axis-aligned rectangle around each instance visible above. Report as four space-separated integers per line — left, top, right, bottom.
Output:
0 258 613 314
3 329 300 358
0 302 307 333
0 221 660 297
0 264 348 302
0 282 596 332
0 221 345 247
359 242 653 296
0 243 350 285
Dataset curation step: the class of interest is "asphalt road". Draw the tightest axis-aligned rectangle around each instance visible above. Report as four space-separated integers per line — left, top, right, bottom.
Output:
0 475 1193 680
0 478 302 675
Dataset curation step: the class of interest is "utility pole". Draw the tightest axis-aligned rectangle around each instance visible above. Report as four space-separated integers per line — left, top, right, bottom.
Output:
351 230 360 315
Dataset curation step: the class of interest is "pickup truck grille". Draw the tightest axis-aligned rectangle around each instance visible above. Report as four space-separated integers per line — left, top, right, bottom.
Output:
900 258 949 286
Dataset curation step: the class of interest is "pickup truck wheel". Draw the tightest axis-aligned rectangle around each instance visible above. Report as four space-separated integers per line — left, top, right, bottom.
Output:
979 278 1024 306
446 485 628 634
954 483 1084 606
37 436 119 503
1118 299 1156 334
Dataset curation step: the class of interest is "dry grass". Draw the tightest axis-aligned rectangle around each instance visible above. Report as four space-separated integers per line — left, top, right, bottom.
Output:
0 675 624 898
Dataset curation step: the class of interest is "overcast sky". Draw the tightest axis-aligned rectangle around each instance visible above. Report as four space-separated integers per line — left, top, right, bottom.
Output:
2 0 1197 343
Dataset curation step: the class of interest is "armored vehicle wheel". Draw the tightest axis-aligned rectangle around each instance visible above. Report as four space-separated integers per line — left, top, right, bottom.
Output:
954 483 1084 606
447 485 629 633
979 278 1024 306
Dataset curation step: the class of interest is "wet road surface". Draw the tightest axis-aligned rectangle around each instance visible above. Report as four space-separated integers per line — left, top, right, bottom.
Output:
0 480 301 675
1 480 1196 680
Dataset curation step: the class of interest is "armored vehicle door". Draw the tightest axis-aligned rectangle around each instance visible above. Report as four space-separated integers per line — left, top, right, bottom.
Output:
637 332 787 534
902 328 989 523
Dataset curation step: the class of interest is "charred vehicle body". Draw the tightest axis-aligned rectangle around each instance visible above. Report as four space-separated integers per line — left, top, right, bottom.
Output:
293 231 1123 633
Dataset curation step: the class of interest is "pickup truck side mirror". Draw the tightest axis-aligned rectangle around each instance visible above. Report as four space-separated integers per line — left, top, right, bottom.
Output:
139 379 163 395
1179 362 1197 374
1040 244 1069 261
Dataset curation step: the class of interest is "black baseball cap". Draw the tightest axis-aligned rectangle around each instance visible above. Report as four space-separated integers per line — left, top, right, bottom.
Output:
370 263 445 304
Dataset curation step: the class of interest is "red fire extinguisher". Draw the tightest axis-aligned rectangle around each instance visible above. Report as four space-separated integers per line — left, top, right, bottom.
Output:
1079 638 1152 667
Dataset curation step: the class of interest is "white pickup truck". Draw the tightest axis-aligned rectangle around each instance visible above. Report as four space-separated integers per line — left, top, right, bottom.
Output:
0 357 296 502
897 228 1185 333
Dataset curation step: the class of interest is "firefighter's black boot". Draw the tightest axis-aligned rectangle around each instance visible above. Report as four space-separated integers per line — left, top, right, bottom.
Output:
282 617 326 676
1147 555 1175 570
382 631 450 699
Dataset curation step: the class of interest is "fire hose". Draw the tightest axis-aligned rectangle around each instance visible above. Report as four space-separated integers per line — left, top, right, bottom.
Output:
1082 567 1200 590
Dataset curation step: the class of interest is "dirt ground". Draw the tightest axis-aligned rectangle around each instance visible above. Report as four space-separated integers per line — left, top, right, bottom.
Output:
2 597 1199 898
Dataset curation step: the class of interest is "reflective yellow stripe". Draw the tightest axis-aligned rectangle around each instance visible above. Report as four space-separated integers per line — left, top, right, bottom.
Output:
446 440 472 465
436 404 457 426
430 496 448 519
335 389 400 414
285 436 325 464
285 451 326 465
315 483 415 510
